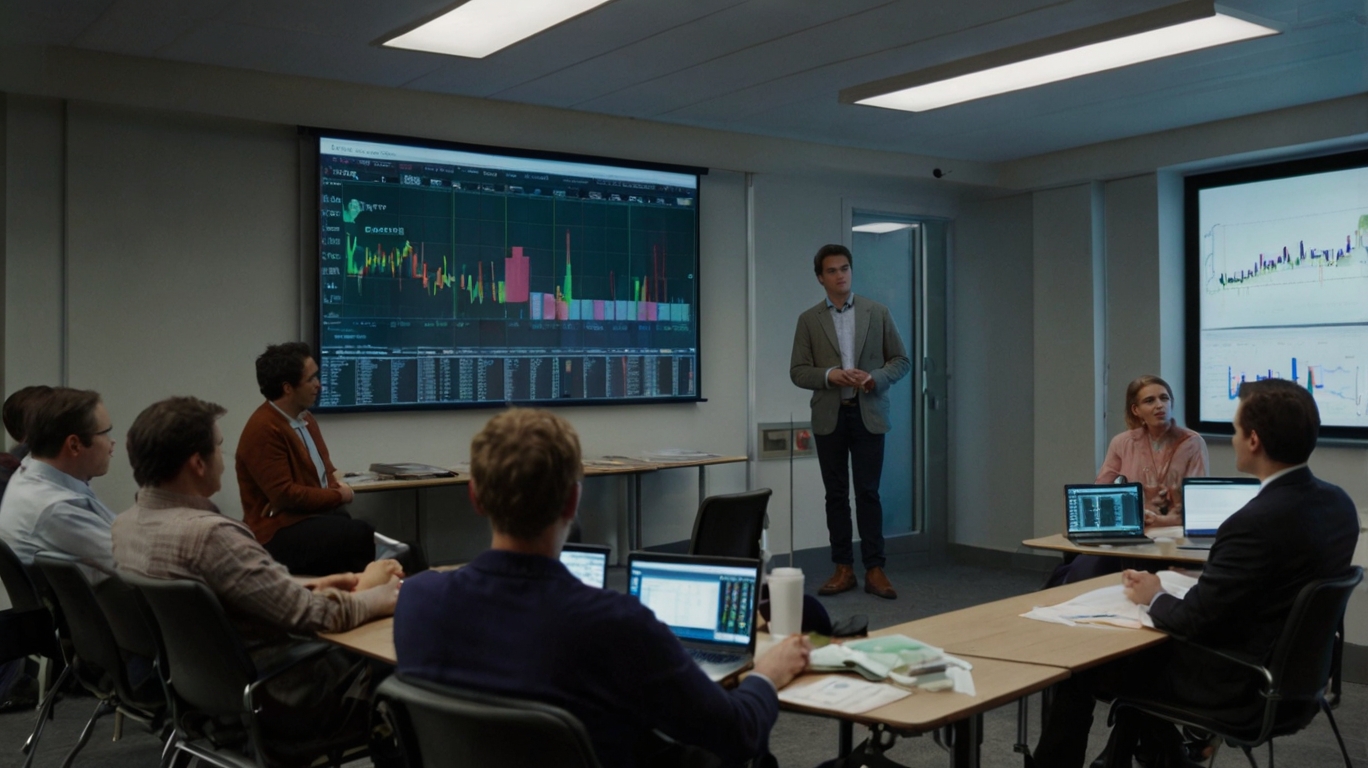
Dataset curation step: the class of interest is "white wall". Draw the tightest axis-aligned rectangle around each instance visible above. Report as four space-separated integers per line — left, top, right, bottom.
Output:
949 193 1034 550
2 54 965 563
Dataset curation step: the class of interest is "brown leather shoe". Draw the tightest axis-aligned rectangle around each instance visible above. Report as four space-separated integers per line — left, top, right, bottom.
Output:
817 565 857 595
864 567 897 599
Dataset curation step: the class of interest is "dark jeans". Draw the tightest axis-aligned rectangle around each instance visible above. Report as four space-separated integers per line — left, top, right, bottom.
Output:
814 402 886 570
265 508 376 576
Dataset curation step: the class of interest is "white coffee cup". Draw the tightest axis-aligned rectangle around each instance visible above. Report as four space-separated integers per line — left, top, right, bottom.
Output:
768 567 805 638
1153 536 1177 556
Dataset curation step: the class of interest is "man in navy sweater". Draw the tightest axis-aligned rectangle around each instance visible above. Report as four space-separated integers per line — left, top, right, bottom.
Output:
394 408 810 767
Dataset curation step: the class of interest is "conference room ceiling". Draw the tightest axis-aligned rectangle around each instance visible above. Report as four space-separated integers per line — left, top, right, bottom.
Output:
3 0 1365 163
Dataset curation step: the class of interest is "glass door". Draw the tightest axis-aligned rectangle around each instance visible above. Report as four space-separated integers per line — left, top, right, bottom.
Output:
850 211 947 553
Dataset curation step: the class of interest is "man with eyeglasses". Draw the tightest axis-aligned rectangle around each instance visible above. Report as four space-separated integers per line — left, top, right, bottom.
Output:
0 387 119 576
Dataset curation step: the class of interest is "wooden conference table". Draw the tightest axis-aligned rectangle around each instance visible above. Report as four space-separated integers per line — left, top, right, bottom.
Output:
350 454 746 562
321 574 1162 767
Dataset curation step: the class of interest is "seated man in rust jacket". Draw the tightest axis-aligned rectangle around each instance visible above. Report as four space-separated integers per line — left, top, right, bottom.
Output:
236 341 376 576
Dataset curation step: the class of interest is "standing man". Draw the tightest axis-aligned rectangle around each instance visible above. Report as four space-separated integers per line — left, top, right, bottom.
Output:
1030 379 1360 767
236 342 375 576
0 387 118 572
791 244 910 599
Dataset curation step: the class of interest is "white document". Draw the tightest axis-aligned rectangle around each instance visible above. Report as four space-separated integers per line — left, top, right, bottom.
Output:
1021 571 1198 629
778 676 911 714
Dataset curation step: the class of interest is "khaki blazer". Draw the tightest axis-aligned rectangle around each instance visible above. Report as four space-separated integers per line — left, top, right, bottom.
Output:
790 296 910 435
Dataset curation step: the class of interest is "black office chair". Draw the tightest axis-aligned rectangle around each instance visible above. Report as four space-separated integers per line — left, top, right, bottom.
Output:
374 674 603 768
32 553 166 768
0 539 69 768
688 488 772 560
121 572 370 768
1106 565 1363 768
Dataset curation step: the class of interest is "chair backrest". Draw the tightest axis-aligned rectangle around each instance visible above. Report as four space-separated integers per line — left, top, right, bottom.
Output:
1265 566 1363 710
0 538 63 663
120 572 258 717
377 675 603 768
33 552 163 711
688 488 772 559
33 553 126 692
0 538 45 613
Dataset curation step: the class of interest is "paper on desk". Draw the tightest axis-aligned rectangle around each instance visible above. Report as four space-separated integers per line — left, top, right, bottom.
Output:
778 676 911 714
1021 571 1198 629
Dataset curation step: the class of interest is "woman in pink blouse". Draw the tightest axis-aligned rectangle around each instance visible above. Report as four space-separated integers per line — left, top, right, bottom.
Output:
1097 374 1209 524
1052 374 1208 585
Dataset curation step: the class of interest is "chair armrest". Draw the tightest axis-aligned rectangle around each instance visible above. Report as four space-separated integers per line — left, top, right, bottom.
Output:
246 637 333 684
1171 638 1274 691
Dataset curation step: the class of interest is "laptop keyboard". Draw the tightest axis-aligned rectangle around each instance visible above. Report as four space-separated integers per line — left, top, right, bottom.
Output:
687 648 739 665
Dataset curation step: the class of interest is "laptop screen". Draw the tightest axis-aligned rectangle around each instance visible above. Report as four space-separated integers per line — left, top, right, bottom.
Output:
1065 483 1143 535
1182 478 1260 537
628 555 758 649
560 544 610 589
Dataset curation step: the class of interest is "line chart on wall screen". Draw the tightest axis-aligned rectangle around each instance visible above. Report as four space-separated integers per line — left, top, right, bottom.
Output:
1194 160 1368 428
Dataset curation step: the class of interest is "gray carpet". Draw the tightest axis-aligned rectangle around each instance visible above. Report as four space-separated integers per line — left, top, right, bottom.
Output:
3 558 1363 767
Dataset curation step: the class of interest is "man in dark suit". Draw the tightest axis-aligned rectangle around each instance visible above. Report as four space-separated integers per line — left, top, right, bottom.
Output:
791 244 910 599
1031 378 1360 768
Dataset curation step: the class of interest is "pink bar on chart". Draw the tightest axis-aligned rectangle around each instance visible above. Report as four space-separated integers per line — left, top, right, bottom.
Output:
593 300 605 320
504 247 529 303
542 294 556 319
646 301 658 321
556 300 569 321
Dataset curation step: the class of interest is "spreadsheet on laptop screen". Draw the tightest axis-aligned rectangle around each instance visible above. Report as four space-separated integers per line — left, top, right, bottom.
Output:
629 560 755 646
1066 486 1142 533
1184 483 1260 535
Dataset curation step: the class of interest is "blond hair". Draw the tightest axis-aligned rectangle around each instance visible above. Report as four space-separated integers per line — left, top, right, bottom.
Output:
470 409 583 539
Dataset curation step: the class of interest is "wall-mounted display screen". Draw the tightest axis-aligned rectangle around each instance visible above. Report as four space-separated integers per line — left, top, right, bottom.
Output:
1186 148 1368 440
313 132 703 412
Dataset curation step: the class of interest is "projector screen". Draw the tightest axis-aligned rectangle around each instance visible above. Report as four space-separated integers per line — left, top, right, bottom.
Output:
1185 148 1368 440
312 132 704 412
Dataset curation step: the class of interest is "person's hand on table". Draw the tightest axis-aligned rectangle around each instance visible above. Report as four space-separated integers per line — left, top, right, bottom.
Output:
355 575 402 617
754 634 812 689
1122 569 1163 606
302 573 359 592
357 559 405 590
336 481 355 504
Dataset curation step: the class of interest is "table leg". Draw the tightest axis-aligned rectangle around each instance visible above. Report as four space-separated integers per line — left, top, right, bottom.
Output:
1014 696 1031 762
838 720 853 757
698 465 708 507
948 714 982 768
631 473 644 552
412 488 428 568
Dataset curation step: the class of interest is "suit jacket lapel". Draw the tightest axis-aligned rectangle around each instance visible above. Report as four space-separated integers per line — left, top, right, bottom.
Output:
854 297 871 357
817 303 840 356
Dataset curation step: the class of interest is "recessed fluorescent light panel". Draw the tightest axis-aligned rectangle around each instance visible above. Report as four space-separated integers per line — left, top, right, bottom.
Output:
842 2 1278 112
383 0 615 59
852 222 918 234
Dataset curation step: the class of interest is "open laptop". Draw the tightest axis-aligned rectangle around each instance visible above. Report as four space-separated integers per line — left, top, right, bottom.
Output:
560 543 611 588
1180 477 1261 549
1065 483 1150 546
627 552 761 682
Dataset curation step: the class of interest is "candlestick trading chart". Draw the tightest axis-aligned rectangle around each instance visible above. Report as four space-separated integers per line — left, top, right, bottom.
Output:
316 136 700 411
1195 160 1368 428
